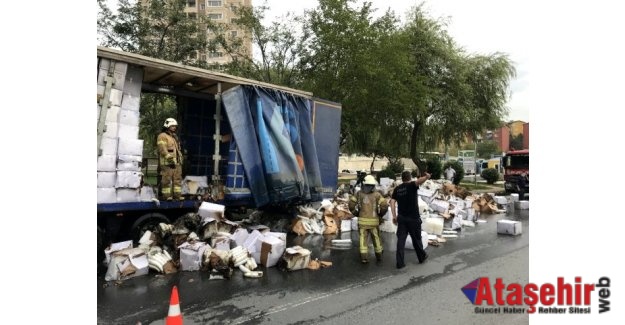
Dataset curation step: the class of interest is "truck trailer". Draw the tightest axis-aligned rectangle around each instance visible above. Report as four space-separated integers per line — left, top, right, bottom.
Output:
97 47 342 250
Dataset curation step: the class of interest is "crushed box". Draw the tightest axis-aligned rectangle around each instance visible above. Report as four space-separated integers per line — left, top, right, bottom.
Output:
497 220 522 235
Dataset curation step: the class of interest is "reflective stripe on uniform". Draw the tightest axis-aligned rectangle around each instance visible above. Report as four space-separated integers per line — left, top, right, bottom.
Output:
358 217 380 227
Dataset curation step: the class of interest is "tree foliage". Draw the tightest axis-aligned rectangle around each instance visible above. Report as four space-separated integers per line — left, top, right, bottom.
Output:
510 133 524 150
476 140 501 158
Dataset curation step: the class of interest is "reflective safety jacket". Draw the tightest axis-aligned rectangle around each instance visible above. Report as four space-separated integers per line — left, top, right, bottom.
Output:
157 131 182 166
350 191 388 227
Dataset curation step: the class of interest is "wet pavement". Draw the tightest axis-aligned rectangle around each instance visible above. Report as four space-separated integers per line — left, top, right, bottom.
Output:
97 208 529 324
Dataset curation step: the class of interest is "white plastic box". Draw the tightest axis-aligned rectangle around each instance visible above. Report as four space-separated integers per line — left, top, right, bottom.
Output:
198 202 226 220
422 217 444 235
99 137 118 156
105 105 120 123
515 201 529 210
103 122 119 138
116 188 140 202
497 220 522 235
178 242 210 271
117 155 142 171
123 65 143 97
405 231 429 250
121 94 141 111
110 89 123 106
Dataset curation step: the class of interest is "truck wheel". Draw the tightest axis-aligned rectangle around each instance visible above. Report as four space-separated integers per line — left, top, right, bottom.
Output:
130 213 170 245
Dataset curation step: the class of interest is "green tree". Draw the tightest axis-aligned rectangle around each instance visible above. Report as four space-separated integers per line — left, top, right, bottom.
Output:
510 133 524 150
476 140 501 158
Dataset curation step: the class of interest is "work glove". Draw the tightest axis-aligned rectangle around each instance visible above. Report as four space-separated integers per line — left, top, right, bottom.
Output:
166 154 176 166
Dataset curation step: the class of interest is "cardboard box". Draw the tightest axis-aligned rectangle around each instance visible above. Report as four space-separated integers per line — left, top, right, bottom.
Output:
99 137 118 156
97 187 117 203
121 93 140 111
118 109 140 127
118 124 139 139
182 176 209 195
118 138 143 156
103 240 133 265
105 247 149 281
116 171 142 188
97 172 116 188
497 220 522 235
251 235 286 267
430 199 449 213
117 188 140 202
283 246 311 271
405 231 429 250
178 241 210 271
117 155 142 171
97 155 117 172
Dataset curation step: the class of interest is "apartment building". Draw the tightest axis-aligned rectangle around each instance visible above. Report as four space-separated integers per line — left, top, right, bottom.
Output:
140 0 253 65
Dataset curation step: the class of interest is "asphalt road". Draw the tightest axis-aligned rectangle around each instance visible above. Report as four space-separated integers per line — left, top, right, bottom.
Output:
97 208 529 325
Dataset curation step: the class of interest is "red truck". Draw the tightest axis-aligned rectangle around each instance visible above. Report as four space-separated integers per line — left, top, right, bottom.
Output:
503 149 529 194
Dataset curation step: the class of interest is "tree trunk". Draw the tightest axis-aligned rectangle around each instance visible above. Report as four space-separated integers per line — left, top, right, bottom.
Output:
369 155 376 173
409 118 421 175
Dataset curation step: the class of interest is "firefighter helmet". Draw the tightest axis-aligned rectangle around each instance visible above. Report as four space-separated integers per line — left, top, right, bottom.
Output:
363 175 377 185
164 118 178 128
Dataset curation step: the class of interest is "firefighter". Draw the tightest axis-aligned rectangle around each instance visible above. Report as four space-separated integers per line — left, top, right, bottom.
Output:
349 175 388 263
157 118 183 200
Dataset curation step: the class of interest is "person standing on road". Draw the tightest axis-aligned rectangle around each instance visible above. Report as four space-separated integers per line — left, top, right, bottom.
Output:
517 172 528 200
349 175 388 263
444 166 456 183
389 170 430 269
157 118 183 200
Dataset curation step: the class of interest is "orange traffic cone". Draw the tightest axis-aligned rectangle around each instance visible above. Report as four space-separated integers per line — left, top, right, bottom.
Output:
165 286 183 325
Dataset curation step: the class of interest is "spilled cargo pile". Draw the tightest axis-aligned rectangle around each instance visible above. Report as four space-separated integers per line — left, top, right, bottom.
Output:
102 179 527 282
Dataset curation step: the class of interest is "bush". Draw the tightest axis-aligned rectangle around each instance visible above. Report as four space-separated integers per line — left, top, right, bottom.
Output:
386 159 404 174
376 167 396 181
443 160 464 185
480 168 500 184
426 156 443 180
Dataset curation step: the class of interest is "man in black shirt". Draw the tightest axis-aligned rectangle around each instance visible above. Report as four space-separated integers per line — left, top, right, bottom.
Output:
390 170 431 269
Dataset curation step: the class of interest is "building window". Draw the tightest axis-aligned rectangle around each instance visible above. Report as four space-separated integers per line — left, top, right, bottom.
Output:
207 13 223 20
208 51 224 58
207 1 222 7
230 30 238 37
200 4 205 10
200 54 207 61
187 0 196 7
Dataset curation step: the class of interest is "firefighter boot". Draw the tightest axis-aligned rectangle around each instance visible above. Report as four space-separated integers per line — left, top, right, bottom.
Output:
360 253 369 264
375 252 382 262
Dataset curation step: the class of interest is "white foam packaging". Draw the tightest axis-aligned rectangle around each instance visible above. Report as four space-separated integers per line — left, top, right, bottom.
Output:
123 65 143 97
198 202 226 222
99 137 118 156
97 155 117 172
103 122 119 138
97 172 116 188
351 217 359 231
110 89 123 106
405 231 429 250
105 248 149 281
115 171 142 188
118 138 143 156
111 62 128 90
97 188 117 203
118 109 140 126
515 201 529 210
118 124 139 139
232 228 250 247
117 155 142 171
340 219 352 232
121 94 141 111
422 217 444 235
116 188 140 202
178 241 210 271
497 220 522 235
182 176 209 195
103 240 133 265
106 105 121 123
140 186 156 202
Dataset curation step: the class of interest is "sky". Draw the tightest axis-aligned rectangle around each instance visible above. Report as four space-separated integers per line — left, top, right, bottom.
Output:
259 0 530 122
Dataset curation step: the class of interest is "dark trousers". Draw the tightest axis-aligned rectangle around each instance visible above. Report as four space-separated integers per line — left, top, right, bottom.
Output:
396 216 427 267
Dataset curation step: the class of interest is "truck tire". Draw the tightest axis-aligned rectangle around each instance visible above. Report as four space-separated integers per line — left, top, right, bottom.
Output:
130 213 170 245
